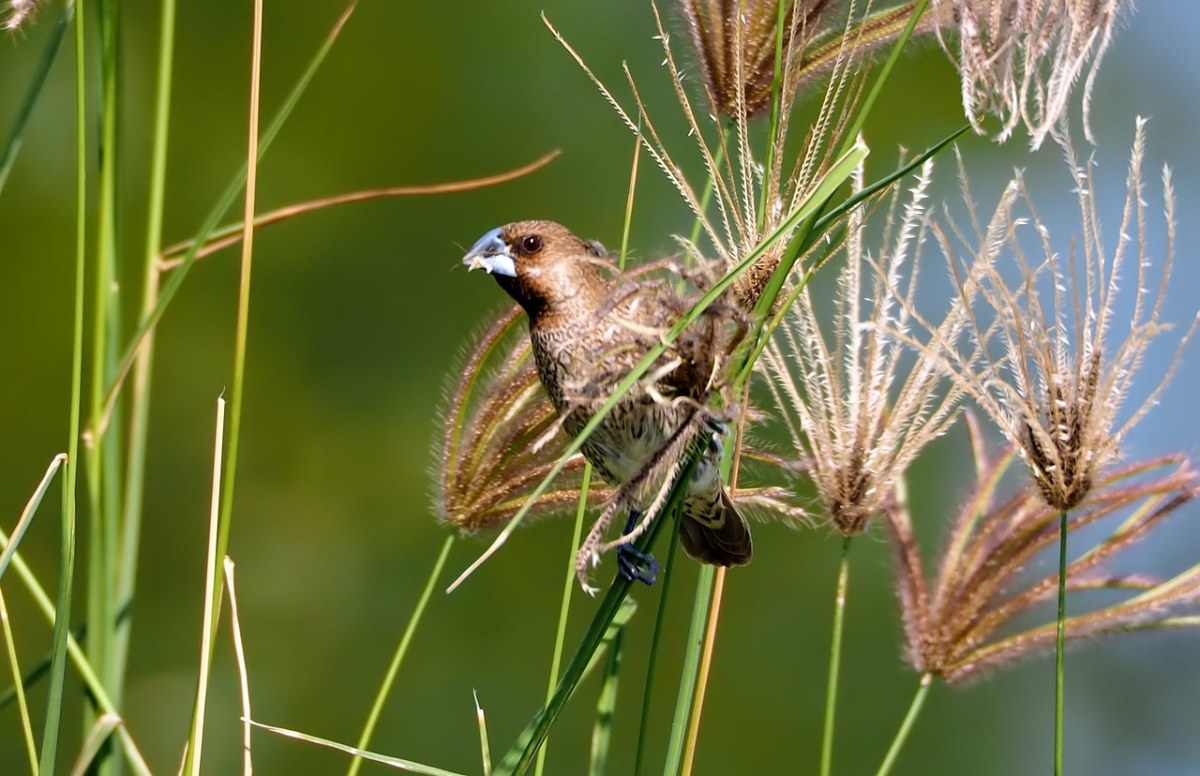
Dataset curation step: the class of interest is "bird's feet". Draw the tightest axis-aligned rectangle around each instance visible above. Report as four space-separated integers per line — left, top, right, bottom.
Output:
616 508 659 586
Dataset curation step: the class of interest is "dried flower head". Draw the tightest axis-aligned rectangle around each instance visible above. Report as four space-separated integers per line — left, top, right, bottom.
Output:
931 0 1130 147
912 119 1198 512
435 306 606 531
761 158 971 534
889 414 1200 683
681 0 838 120
5 0 45 31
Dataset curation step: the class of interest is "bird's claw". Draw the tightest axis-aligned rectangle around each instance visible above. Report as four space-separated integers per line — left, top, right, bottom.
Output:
617 543 659 586
617 507 659 586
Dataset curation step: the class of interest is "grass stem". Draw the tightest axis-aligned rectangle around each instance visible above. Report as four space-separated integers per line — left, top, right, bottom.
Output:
819 535 852 776
39 3 88 771
874 673 933 776
1055 509 1068 776
533 464 590 776
347 535 455 776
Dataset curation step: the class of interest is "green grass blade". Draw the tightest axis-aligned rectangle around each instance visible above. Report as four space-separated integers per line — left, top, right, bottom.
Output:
448 140 868 593
534 464 592 776
113 0 178 702
632 514 682 776
0 4 73 196
68 713 121 776
347 535 455 776
743 123 970 374
91 2 358 438
249 719 470 776
0 526 152 773
839 0 931 153
475 691 493 776
0 590 39 775
588 623 624 776
0 455 66 581
494 453 692 776
660 565 714 776
39 2 89 770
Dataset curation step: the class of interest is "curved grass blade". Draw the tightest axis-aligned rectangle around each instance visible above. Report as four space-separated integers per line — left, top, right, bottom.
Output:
494 455 694 776
0 3 73 196
347 535 455 776
68 713 122 776
0 590 38 775
158 151 562 269
89 2 358 439
0 531 152 773
588 621 624 776
247 719 469 776
0 454 66 581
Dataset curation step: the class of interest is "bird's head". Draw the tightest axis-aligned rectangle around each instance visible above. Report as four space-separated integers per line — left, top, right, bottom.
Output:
462 220 608 321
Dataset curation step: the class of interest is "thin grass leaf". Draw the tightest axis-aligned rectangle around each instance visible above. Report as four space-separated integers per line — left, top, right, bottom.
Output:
474 691 492 776
115 0 178 708
588 622 624 776
68 713 121 776
662 564 715 775
0 454 66 581
159 151 560 269
248 720 469 776
632 514 683 776
534 464 591 776
347 535 455 776
40 2 89 769
183 395 228 775
224 558 254 776
0 590 38 775
0 532 151 773
495 471 672 776
90 2 358 439
0 3 72 196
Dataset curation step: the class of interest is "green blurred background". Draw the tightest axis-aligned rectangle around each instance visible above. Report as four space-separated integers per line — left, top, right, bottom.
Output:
1 1 1197 773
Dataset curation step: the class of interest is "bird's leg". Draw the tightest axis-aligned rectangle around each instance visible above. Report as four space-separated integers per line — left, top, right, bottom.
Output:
615 507 659 586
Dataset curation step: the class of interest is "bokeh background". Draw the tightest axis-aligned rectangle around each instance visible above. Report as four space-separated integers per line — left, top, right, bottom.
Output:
1 1 1198 773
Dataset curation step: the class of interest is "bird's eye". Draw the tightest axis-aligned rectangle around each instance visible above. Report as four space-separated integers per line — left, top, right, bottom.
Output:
521 235 543 255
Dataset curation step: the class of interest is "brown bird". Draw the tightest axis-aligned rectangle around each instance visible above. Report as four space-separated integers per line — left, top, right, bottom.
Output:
462 219 752 583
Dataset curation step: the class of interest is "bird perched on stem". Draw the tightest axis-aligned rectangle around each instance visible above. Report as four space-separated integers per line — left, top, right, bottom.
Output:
462 219 751 587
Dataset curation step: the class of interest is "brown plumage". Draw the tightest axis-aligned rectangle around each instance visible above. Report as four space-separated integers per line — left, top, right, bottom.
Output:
462 219 752 575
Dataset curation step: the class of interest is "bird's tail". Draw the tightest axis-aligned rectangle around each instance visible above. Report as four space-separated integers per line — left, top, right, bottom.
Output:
678 485 752 566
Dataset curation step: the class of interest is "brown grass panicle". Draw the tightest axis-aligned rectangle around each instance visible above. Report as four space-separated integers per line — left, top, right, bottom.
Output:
930 0 1132 147
887 413 1200 684
901 119 1198 513
680 0 840 121
761 157 973 535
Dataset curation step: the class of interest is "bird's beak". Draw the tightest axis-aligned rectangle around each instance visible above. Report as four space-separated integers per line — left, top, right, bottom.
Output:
462 227 517 278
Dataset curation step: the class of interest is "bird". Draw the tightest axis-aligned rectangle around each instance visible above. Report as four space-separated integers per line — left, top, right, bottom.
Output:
461 219 752 583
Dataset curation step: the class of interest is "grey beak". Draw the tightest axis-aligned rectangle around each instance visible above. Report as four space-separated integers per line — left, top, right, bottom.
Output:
462 227 517 278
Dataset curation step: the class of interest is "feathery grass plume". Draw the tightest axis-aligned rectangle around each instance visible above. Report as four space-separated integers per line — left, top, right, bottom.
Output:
930 0 1130 147
888 413 1200 683
435 302 805 537
548 0 872 310
761 158 970 534
435 305 608 532
4 0 44 31
681 0 839 120
911 119 1197 512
